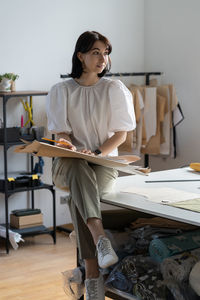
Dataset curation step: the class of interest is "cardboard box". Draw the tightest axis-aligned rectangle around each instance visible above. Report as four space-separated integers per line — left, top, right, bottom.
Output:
10 213 43 229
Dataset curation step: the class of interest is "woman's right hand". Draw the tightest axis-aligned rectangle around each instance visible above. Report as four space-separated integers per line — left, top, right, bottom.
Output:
56 138 77 151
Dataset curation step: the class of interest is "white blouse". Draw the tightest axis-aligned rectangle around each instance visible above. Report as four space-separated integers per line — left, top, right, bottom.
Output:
46 77 136 156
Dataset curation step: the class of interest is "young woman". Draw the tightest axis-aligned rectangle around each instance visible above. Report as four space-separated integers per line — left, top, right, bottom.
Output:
46 31 136 300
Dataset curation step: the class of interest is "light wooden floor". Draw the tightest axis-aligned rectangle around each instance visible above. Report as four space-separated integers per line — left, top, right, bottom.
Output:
0 232 111 300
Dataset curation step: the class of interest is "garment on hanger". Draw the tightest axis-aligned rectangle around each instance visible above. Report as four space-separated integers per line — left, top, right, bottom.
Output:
138 85 169 155
119 82 183 159
141 94 167 155
119 87 144 155
143 87 157 143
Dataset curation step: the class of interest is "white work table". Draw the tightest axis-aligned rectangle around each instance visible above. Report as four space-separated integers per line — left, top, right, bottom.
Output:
101 167 200 227
100 167 200 299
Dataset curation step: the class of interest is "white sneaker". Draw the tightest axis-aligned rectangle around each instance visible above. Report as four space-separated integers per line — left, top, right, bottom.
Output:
85 273 105 300
96 236 118 269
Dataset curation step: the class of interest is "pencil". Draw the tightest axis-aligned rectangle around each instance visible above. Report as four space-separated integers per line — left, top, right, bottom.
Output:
42 137 72 147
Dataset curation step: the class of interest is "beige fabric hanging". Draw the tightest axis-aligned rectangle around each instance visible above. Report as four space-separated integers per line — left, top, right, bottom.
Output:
141 94 167 155
157 85 178 155
143 87 157 143
119 87 144 154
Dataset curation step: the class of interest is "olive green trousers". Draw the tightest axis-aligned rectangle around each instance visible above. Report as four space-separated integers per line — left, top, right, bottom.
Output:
52 157 118 259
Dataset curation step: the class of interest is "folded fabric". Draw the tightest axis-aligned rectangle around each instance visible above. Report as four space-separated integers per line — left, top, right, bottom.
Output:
104 229 130 251
149 229 200 262
189 261 200 296
105 255 167 299
12 208 41 216
131 216 197 231
161 248 200 282
108 271 133 293
161 249 200 300
163 280 197 300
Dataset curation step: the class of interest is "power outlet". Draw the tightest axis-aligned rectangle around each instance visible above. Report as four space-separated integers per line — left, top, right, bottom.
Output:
60 196 68 204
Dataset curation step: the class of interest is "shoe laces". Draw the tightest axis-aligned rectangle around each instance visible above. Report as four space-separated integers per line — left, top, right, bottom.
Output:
97 236 112 257
85 278 98 299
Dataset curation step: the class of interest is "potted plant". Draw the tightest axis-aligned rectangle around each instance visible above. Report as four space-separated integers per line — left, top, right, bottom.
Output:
0 73 19 92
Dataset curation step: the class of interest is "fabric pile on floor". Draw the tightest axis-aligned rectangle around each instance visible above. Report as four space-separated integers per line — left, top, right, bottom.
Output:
103 216 200 300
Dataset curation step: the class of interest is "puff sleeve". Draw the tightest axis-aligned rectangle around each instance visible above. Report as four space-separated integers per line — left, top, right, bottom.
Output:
46 83 72 134
108 80 136 132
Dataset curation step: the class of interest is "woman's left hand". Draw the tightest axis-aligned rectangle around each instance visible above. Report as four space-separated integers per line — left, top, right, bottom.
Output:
80 149 94 155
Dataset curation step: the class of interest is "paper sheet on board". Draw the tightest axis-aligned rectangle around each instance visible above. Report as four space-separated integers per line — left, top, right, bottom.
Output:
121 186 200 204
168 198 200 213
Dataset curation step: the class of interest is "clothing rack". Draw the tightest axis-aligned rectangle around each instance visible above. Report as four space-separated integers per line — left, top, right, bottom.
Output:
60 72 163 167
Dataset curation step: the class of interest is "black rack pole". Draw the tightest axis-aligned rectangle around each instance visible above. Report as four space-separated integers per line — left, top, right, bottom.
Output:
60 72 162 79
3 95 9 253
144 74 150 167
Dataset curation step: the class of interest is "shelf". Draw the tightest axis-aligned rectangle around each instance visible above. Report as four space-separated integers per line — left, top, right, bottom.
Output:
0 91 48 97
12 225 53 237
0 140 34 147
0 183 54 195
1 90 56 254
1 224 54 238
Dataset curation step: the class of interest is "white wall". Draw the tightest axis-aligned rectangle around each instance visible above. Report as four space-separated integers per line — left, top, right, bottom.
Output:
0 0 144 226
144 0 200 170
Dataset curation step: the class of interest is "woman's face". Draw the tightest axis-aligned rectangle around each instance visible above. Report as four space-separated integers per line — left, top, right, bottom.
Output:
78 41 109 75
